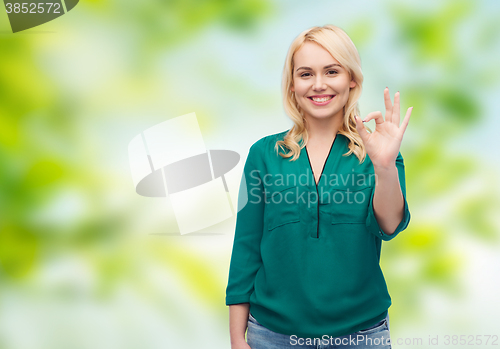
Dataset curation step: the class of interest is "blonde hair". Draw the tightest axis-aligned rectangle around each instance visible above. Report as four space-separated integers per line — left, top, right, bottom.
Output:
275 24 371 163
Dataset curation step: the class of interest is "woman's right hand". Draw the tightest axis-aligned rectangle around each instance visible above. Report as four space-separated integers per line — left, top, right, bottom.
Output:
229 304 251 349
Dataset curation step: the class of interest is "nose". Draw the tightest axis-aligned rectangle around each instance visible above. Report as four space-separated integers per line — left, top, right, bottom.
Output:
312 75 326 91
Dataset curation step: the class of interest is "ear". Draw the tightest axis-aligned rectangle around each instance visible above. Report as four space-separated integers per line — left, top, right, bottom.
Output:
349 80 357 89
291 85 295 92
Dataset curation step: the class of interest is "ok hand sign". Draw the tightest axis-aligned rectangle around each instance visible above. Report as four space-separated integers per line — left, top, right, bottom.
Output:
354 87 412 169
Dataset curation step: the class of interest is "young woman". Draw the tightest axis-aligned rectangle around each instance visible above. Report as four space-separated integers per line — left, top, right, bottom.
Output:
226 24 412 349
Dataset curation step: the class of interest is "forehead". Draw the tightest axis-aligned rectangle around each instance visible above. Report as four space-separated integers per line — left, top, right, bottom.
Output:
293 41 340 67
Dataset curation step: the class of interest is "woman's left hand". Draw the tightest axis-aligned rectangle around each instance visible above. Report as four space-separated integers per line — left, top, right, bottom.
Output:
354 87 412 169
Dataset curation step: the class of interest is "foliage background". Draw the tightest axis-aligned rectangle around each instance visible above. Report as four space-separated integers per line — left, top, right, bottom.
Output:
1 0 499 348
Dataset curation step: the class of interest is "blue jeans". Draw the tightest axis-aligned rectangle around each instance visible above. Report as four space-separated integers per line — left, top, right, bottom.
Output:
247 312 392 349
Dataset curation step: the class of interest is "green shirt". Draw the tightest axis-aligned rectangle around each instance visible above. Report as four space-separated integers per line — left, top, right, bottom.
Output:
225 129 411 339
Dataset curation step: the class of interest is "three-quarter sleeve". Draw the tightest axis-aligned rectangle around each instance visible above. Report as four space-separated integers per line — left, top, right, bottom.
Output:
225 144 265 305
365 151 411 241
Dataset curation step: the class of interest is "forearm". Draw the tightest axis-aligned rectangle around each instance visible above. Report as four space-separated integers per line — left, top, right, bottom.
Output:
372 164 405 235
229 303 250 345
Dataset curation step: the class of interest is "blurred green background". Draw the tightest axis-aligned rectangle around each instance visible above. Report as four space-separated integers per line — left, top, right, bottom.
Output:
1 0 499 348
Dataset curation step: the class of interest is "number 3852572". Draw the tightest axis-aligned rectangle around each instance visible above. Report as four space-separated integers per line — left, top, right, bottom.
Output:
5 3 62 14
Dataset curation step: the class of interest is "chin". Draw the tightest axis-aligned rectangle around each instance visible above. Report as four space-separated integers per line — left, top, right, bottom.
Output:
306 110 337 120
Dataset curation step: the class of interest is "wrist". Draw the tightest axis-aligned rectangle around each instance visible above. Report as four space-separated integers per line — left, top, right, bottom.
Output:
373 163 397 172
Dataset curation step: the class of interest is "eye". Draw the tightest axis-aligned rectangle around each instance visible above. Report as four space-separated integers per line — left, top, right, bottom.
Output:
300 72 312 77
327 70 339 75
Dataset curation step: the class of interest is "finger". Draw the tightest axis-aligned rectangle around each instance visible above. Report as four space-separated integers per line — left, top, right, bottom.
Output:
393 91 401 126
384 87 393 124
400 107 412 136
354 115 369 142
363 111 384 125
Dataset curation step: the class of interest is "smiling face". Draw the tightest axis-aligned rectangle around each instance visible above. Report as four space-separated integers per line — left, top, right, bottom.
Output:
291 41 356 123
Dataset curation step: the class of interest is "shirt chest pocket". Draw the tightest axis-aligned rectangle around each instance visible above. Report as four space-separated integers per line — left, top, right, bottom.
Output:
265 185 300 231
330 184 373 225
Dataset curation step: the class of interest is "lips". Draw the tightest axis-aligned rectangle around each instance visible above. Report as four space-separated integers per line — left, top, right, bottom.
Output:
307 95 334 102
307 94 335 105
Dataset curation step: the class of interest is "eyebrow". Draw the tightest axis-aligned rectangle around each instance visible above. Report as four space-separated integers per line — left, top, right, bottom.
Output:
295 64 342 72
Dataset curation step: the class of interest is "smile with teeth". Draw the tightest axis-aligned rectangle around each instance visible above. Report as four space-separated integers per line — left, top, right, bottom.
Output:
308 95 334 102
